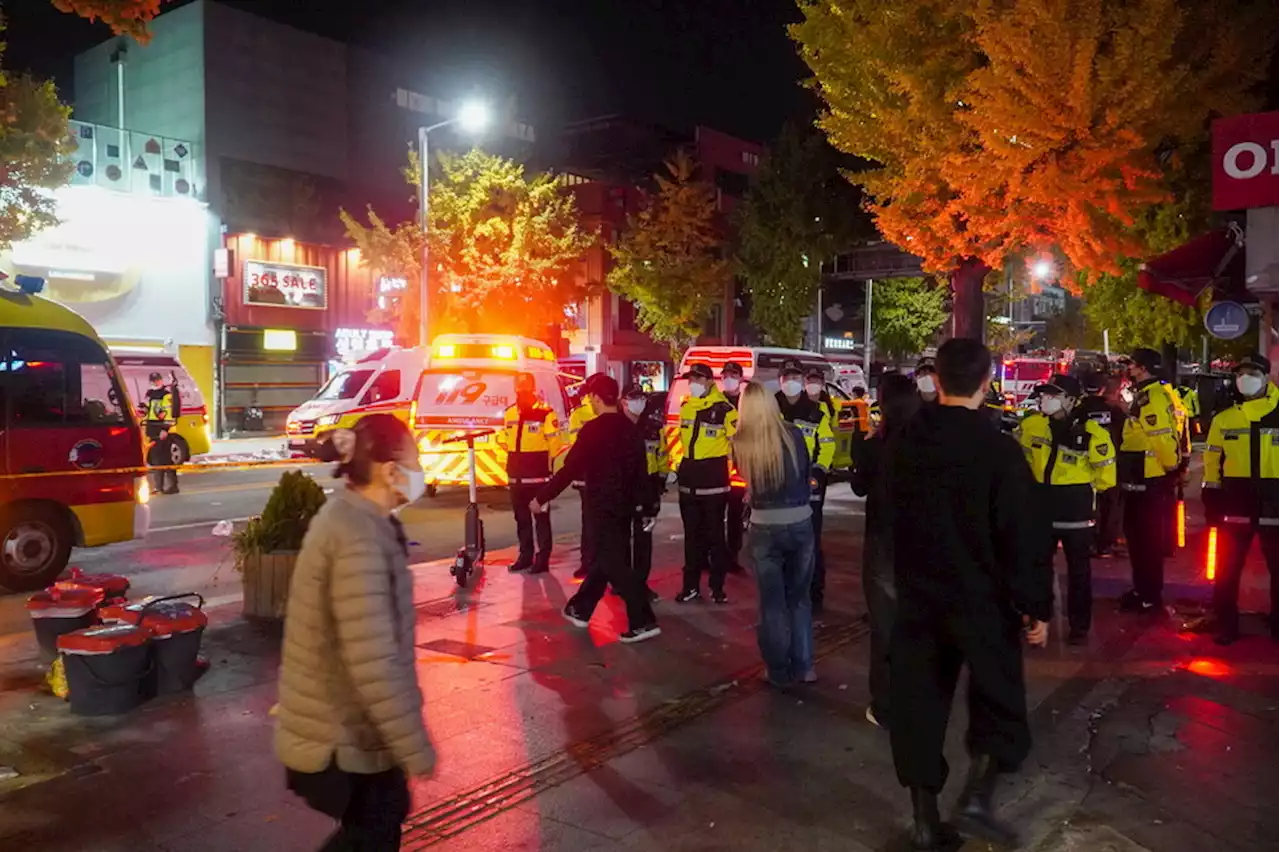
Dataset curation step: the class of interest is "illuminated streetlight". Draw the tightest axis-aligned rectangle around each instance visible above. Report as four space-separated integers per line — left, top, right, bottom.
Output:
1032 260 1054 280
456 100 490 134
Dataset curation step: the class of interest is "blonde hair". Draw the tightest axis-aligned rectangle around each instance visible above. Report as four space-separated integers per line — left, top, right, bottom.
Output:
733 382 801 495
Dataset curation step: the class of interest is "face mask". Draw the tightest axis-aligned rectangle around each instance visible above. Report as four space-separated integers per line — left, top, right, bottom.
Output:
1237 374 1265 397
1039 396 1064 416
626 399 646 415
721 377 740 393
917 375 936 395
689 382 708 399
805 382 822 397
781 380 803 397
398 465 426 504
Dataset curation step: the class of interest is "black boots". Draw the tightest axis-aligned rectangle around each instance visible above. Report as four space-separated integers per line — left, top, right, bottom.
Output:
952 754 1019 847
909 788 960 850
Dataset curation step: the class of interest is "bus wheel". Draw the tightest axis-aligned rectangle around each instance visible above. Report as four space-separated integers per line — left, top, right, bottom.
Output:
168 436 190 466
0 505 73 592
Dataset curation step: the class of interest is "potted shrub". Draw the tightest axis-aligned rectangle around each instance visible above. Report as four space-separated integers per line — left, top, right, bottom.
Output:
234 470 327 619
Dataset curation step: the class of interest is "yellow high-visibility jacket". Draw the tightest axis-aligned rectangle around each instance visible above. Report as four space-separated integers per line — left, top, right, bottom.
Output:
1119 379 1180 487
498 403 562 484
677 387 738 494
1202 383 1278 526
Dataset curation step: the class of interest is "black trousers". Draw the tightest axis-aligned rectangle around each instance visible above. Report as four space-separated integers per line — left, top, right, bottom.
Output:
577 486 595 573
861 535 895 723
1213 524 1279 634
568 512 655 630
287 764 409 852
726 486 746 565
146 436 179 494
630 515 654 591
1047 527 1094 632
890 606 1031 793
1094 488 1121 553
509 482 551 569
1124 481 1170 603
809 481 827 606
680 493 728 594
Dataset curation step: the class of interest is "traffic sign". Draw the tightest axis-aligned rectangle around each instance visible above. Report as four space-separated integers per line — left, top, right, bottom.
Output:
1204 301 1251 340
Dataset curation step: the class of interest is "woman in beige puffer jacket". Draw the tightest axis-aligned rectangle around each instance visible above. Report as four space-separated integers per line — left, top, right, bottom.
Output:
276 414 435 851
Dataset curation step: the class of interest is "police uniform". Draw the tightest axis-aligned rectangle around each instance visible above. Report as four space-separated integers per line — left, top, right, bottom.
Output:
626 389 670 597
141 377 179 494
720 363 747 573
499 385 562 574
1016 376 1116 638
780 361 836 610
1075 377 1127 556
1201 356 1278 642
1118 369 1181 610
676 364 738 602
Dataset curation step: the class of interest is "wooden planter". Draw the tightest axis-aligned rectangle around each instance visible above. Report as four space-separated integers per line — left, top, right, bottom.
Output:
240 551 298 619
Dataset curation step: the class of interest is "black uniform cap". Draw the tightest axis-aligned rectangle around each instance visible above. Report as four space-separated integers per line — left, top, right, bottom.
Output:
1235 353 1272 374
720 361 744 378
149 372 163 382
622 383 646 399
778 358 805 377
682 363 714 381
1034 373 1082 398
1130 348 1161 372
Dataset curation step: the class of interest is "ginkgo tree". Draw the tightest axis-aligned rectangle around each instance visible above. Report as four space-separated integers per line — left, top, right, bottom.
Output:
51 0 167 41
791 0 1274 338
341 149 595 341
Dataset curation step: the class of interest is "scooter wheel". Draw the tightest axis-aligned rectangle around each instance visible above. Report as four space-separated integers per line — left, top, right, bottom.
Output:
456 560 470 587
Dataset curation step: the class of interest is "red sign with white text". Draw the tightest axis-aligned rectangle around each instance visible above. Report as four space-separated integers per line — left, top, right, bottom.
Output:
242 259 327 309
1212 112 1279 211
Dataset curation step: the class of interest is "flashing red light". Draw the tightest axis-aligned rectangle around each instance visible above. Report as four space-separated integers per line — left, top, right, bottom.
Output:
1184 658 1231 677
1176 500 1186 548
1205 526 1218 581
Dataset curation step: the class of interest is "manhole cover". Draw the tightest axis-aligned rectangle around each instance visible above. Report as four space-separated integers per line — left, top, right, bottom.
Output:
416 638 499 660
415 597 487 620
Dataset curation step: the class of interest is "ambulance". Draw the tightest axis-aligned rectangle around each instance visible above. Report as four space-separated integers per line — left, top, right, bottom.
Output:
414 335 569 492
665 346 858 472
285 347 428 457
996 356 1060 406
111 348 212 463
0 278 150 591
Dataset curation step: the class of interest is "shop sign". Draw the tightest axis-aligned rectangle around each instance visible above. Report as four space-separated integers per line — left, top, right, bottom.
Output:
243 259 327 309
335 327 394 357
823 336 858 351
1212 112 1279 211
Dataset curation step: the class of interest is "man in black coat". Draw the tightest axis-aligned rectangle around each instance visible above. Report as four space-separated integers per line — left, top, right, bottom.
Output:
887 338 1050 850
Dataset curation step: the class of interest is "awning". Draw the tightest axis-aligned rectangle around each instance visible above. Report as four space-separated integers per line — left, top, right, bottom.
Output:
1137 225 1247 307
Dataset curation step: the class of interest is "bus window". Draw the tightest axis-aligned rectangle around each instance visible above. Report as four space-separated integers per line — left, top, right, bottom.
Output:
4 329 128 426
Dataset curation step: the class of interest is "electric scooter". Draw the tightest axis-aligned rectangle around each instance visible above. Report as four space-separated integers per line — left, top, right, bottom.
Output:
441 430 494 587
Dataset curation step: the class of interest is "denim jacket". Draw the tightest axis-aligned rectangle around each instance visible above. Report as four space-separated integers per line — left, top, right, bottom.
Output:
744 424 812 525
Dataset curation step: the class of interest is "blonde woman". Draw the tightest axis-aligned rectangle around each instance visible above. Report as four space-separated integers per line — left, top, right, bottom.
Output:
733 382 817 686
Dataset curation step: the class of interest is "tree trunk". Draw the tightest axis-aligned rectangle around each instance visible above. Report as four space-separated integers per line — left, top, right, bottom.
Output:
240 551 298 619
949 257 990 341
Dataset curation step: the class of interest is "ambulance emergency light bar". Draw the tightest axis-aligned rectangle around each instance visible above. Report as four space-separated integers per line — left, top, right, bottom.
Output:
432 340 556 362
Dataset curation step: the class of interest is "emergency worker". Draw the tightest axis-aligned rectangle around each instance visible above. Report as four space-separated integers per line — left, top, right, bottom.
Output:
805 366 837 423
565 390 598 579
1117 348 1181 612
777 360 836 614
1076 373 1127 556
140 371 180 494
675 363 737 604
499 373 561 574
1178 380 1202 438
622 384 667 602
1197 354 1278 645
720 362 748 574
1016 375 1116 644
915 359 939 404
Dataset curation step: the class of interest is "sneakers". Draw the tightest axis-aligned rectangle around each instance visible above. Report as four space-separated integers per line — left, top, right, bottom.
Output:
1118 589 1160 613
798 669 817 684
711 589 729 605
646 587 661 603
619 624 662 644
561 606 589 629
674 588 701 603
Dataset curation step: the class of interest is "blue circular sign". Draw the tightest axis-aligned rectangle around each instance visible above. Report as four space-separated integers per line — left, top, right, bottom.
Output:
1204 301 1250 340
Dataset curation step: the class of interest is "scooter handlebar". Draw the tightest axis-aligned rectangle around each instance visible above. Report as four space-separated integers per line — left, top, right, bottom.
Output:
440 429 497 446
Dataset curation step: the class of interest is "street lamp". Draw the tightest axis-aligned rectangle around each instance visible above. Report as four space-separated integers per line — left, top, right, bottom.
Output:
417 98 491 348
1032 260 1054 280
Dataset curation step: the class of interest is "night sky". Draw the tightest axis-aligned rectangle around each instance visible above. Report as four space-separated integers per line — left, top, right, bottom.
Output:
3 0 814 143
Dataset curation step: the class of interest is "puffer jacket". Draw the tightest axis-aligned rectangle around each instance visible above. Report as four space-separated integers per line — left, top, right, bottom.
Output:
275 487 435 776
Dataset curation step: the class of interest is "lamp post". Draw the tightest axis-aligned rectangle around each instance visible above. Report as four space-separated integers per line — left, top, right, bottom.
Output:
417 100 490 348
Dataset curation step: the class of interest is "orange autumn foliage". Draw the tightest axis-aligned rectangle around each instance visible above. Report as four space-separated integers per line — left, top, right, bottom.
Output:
51 0 167 42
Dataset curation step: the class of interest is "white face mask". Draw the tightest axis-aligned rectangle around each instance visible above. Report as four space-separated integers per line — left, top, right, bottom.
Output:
805 382 823 397
1237 374 1265 397
721 377 740 393
689 382 708 399
781 379 803 397
1039 396 1064 416
398 465 426 504
626 398 646 415
917 375 936 395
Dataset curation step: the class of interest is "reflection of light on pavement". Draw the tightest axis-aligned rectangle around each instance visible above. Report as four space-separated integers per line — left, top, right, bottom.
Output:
1182 658 1232 677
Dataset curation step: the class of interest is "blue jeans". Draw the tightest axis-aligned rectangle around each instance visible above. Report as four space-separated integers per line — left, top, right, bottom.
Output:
748 519 816 683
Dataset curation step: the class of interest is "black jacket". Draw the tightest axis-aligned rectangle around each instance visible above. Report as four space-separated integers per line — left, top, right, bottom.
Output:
888 405 1050 622
1074 394 1126 449
537 411 647 520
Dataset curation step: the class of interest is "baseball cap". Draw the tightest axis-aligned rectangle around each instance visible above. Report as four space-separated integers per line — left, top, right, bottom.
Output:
1235 353 1272 374
721 361 744 378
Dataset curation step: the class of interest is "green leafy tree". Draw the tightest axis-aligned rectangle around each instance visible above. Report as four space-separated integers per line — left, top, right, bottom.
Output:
871 276 948 360
341 149 595 341
607 151 731 352
736 125 871 347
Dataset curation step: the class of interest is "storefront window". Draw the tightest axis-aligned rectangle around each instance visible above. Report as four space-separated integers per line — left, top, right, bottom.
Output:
629 360 668 392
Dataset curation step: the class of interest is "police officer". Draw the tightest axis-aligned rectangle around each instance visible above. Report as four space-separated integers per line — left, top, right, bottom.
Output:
719 362 748 575
565 389 598 579
499 372 561 574
778 359 836 614
675 363 737 603
622 384 667 602
915 358 939 404
1197 353 1277 645
141 372 179 495
805 366 837 423
1117 349 1181 613
1016 374 1117 644
1076 372 1127 557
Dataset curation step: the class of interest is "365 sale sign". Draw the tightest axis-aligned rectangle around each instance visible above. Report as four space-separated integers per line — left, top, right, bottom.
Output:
1212 112 1279 211
242 259 328 309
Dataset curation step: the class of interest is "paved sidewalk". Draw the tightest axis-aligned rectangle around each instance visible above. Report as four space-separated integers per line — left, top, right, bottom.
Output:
0 492 1273 851
196 435 294 462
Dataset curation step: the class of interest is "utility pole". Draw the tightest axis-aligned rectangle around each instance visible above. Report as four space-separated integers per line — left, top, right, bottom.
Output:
864 278 874 380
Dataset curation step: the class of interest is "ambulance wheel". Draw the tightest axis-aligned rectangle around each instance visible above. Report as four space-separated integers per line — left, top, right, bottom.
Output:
0 504 72 592
426 484 439 498
167 436 190 466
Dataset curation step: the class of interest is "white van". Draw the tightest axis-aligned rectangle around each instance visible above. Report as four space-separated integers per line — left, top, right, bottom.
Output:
414 334 569 490
111 349 211 463
285 346 428 457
